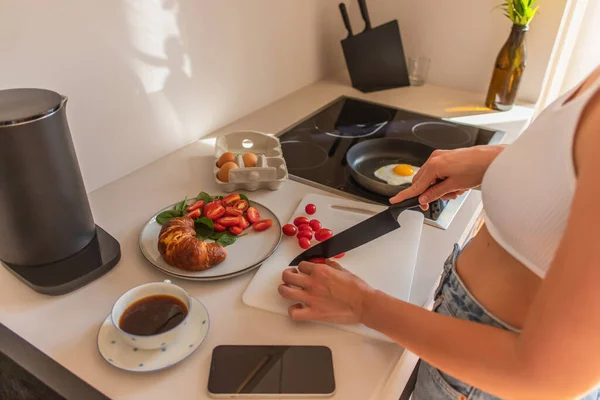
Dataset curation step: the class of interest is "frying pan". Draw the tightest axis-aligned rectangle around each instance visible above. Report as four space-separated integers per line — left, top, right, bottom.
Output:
346 138 435 197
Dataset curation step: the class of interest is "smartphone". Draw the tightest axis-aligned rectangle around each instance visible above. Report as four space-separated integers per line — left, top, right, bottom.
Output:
207 345 335 398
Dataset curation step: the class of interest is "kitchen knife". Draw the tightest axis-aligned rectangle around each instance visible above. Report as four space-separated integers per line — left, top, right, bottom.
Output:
289 196 421 266
339 3 353 38
357 0 372 31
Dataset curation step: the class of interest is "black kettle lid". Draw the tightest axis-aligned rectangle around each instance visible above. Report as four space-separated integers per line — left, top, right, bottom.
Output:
0 88 63 127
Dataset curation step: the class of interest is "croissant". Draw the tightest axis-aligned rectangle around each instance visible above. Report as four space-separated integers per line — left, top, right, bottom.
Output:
158 216 226 271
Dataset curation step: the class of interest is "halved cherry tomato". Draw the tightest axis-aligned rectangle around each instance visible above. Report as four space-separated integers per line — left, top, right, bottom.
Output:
216 216 241 227
297 230 313 240
213 223 227 232
315 228 333 242
233 199 249 212
297 223 311 232
333 253 345 259
252 219 273 231
238 215 250 230
293 216 309 227
229 226 243 236
225 207 243 217
282 224 297 236
305 204 317 215
309 257 327 264
298 237 311 249
213 199 223 206
246 207 261 224
186 208 201 219
309 219 322 232
204 202 225 221
186 200 204 212
222 194 241 207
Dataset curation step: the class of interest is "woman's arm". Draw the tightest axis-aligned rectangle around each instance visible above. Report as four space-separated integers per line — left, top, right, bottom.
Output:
280 96 600 399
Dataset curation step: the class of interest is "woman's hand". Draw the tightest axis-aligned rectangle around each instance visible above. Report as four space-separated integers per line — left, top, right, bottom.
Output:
278 259 374 324
390 145 505 210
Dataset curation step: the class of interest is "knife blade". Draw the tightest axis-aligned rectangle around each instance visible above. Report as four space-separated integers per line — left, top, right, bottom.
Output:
338 3 353 38
289 196 421 266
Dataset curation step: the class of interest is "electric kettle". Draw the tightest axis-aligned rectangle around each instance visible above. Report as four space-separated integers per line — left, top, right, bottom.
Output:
0 88 120 295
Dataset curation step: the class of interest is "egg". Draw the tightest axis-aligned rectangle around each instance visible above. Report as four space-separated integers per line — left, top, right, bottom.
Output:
242 152 258 168
217 161 238 182
217 152 236 168
374 164 420 186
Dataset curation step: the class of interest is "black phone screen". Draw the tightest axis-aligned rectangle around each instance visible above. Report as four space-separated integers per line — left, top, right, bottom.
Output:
208 345 335 396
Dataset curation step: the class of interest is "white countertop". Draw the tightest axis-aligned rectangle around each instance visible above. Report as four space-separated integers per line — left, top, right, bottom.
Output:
0 77 531 400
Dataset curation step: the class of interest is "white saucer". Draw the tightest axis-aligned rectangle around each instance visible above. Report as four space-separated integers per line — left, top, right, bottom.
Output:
97 296 209 372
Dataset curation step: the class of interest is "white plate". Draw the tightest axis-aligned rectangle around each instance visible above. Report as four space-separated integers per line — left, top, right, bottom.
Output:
139 199 282 281
97 296 209 372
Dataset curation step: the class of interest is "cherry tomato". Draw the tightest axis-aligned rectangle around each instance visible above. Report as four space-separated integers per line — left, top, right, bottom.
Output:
297 230 313 240
252 219 273 231
305 204 317 215
238 215 250 230
213 223 227 232
216 216 241 227
309 257 327 264
233 199 249 212
246 207 261 224
222 193 241 207
293 216 309 227
213 199 223 206
315 228 333 242
309 219 322 231
333 253 346 259
282 224 298 236
298 237 311 249
225 207 243 217
297 223 311 232
186 200 204 212
229 226 243 236
204 202 225 221
186 208 201 219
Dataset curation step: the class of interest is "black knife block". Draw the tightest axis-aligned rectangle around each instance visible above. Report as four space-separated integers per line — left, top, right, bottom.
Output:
341 20 411 93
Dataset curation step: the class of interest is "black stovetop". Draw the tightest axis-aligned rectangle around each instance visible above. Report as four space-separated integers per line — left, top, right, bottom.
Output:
277 96 503 219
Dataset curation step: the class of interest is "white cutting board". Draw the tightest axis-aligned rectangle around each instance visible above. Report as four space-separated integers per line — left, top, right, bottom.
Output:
243 194 424 342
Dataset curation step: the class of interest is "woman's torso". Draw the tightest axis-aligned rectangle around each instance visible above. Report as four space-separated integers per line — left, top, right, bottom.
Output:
456 68 600 329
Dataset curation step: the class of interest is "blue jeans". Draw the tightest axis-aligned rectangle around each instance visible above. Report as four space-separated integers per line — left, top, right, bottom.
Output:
412 244 600 400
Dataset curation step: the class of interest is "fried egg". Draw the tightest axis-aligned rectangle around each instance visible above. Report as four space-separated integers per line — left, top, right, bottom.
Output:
374 164 420 186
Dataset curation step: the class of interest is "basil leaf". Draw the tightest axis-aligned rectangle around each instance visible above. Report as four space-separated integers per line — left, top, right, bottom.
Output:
216 232 239 247
196 192 213 204
156 209 183 225
194 217 214 239
174 196 188 212
239 193 249 202
208 232 225 241
214 195 224 200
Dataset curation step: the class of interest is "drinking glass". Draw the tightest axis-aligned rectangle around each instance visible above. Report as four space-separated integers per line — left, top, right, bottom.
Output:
408 56 431 86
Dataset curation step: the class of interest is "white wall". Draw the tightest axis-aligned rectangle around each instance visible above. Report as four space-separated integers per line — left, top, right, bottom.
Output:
1 0 342 192
328 0 567 104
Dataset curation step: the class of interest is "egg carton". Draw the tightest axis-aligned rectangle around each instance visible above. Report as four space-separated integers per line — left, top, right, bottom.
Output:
214 131 288 192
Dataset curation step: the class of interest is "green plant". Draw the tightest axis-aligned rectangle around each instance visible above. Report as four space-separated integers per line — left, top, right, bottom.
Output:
497 0 539 26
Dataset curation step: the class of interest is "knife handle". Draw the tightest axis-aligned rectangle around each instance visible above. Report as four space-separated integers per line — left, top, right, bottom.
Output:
389 196 421 220
357 0 372 31
339 3 353 38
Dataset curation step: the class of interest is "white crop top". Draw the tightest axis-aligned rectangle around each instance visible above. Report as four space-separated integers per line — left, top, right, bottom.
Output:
481 77 600 278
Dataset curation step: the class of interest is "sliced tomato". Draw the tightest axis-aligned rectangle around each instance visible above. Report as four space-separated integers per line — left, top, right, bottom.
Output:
252 219 273 231
309 257 327 264
204 202 225 221
225 207 243 217
297 230 313 240
186 200 204 212
229 226 243 236
314 228 333 242
186 208 201 219
238 215 250 230
233 199 249 212
213 223 227 232
309 219 322 232
246 207 261 224
293 216 309 227
213 199 223 206
333 253 346 259
217 216 241 227
298 237 311 249
282 224 297 236
222 194 241 207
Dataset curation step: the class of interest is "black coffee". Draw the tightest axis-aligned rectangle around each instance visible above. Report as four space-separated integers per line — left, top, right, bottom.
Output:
119 295 188 336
